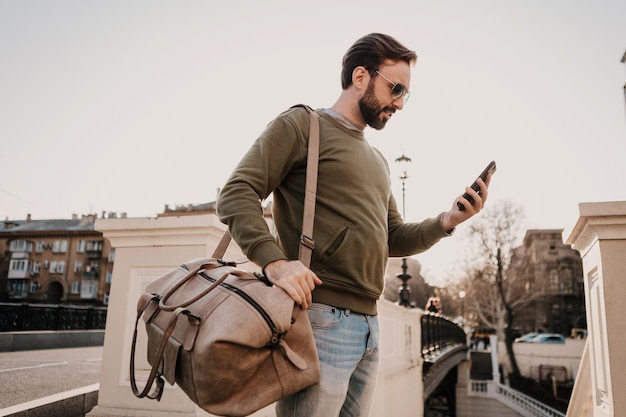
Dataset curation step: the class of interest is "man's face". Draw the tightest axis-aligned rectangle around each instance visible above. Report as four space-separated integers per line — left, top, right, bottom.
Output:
357 62 410 131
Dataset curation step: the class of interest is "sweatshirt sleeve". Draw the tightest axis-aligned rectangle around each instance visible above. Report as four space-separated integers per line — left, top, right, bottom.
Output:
217 109 307 268
387 192 450 257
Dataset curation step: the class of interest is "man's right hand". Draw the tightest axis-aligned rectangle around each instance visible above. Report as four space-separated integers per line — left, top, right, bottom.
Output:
263 259 323 309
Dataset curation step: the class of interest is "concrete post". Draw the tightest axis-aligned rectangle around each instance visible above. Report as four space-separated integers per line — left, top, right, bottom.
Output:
566 201 626 417
489 335 500 383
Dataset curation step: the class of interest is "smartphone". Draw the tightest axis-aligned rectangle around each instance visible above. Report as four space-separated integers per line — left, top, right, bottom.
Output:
457 160 496 211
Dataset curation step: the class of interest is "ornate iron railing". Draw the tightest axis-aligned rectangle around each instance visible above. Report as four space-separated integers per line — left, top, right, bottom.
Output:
420 312 467 358
0 302 107 332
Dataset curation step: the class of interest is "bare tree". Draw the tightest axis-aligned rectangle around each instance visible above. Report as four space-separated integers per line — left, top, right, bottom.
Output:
459 199 526 377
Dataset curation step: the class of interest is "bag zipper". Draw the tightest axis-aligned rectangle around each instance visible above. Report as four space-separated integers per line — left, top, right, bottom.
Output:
180 264 283 347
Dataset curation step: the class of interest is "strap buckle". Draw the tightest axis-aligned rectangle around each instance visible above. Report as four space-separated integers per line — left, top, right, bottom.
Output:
300 234 315 250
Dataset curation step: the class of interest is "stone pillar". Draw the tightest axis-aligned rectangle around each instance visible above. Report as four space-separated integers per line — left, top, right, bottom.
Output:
489 335 500 383
566 201 626 417
87 214 257 417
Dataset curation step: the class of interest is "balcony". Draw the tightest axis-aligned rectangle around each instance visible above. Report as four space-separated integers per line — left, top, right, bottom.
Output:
85 249 102 260
7 269 29 279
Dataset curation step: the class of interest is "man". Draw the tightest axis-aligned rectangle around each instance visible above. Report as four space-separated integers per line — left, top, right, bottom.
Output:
217 33 491 417
426 296 443 314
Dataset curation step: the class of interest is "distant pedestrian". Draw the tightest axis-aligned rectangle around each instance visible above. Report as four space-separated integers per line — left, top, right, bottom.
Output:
425 296 442 314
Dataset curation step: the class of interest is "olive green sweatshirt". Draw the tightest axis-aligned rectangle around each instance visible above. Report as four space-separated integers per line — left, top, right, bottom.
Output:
217 106 449 314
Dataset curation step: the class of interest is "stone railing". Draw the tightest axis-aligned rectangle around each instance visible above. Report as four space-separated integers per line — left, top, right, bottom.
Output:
469 380 566 417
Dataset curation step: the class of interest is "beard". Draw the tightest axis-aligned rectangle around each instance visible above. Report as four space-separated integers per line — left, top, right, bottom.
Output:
358 82 394 130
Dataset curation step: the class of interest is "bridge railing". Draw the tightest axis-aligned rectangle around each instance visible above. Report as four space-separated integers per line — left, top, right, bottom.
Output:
420 312 467 359
0 302 107 332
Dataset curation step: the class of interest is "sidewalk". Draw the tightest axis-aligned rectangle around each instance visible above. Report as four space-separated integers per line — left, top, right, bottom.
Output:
0 346 102 416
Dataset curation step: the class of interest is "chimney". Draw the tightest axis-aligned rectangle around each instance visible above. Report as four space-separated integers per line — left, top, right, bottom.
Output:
79 214 96 226
26 214 32 223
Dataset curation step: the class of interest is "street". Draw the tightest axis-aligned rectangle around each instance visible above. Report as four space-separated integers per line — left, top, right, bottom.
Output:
0 346 102 409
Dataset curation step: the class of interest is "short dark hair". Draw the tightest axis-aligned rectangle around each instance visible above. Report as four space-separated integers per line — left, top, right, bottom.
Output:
341 33 418 89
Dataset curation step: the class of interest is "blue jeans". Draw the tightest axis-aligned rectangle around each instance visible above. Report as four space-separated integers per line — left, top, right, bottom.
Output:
276 303 380 417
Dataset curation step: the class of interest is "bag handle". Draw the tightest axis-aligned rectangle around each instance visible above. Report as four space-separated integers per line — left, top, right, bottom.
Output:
214 105 320 268
130 301 196 401
159 263 250 311
159 268 228 311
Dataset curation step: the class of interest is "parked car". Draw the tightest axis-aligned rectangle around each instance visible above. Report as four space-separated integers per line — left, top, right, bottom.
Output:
514 332 566 344
515 332 539 343
532 333 565 344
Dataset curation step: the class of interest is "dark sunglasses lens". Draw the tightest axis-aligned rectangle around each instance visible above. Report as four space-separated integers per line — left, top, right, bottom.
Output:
392 84 406 99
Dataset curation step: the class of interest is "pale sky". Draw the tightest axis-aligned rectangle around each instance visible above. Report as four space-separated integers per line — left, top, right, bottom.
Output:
2 1 625 284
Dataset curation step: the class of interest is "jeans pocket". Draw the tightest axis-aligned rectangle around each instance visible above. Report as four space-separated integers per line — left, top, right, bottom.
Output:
307 303 342 329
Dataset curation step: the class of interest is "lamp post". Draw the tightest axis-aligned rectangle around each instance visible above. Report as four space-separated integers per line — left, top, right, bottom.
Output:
395 153 412 307
459 290 466 322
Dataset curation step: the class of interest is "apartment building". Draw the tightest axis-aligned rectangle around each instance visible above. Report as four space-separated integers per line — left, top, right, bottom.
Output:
0 213 115 305
509 229 586 336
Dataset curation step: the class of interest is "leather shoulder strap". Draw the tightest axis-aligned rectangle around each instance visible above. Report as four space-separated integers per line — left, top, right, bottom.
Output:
298 106 319 268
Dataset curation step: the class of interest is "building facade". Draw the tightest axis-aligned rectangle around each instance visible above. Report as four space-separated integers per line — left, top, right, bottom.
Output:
0 214 115 305
509 229 586 336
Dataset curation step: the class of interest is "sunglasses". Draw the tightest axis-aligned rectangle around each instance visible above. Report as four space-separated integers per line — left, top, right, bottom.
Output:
375 70 410 104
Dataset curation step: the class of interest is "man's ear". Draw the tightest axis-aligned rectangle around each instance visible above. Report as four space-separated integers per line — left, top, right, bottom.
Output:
352 66 370 92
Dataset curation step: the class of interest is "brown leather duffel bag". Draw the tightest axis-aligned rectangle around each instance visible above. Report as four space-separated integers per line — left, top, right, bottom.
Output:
130 256 320 416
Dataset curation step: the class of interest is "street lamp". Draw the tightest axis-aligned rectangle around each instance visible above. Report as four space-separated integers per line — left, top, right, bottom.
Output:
459 290 466 322
395 153 412 307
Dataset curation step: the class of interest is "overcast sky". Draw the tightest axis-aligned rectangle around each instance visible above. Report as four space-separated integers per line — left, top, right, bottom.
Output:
2 1 625 283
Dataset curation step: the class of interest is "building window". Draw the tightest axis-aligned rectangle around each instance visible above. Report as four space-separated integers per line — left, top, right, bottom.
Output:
106 270 112 284
50 261 58 273
10 260 27 271
53 240 68 253
77 240 85 253
108 249 115 263
57 261 65 273
74 261 83 273
36 241 44 253
33 261 40 274
10 240 33 252
561 268 574 294
548 269 559 291
89 281 97 295
10 280 28 295
71 281 80 294
86 240 102 251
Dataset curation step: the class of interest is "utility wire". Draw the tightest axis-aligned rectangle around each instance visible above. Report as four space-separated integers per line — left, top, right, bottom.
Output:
0 187 65 219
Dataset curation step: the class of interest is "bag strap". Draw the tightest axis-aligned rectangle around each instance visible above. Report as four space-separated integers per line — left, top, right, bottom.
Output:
214 105 320 268
298 107 320 267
